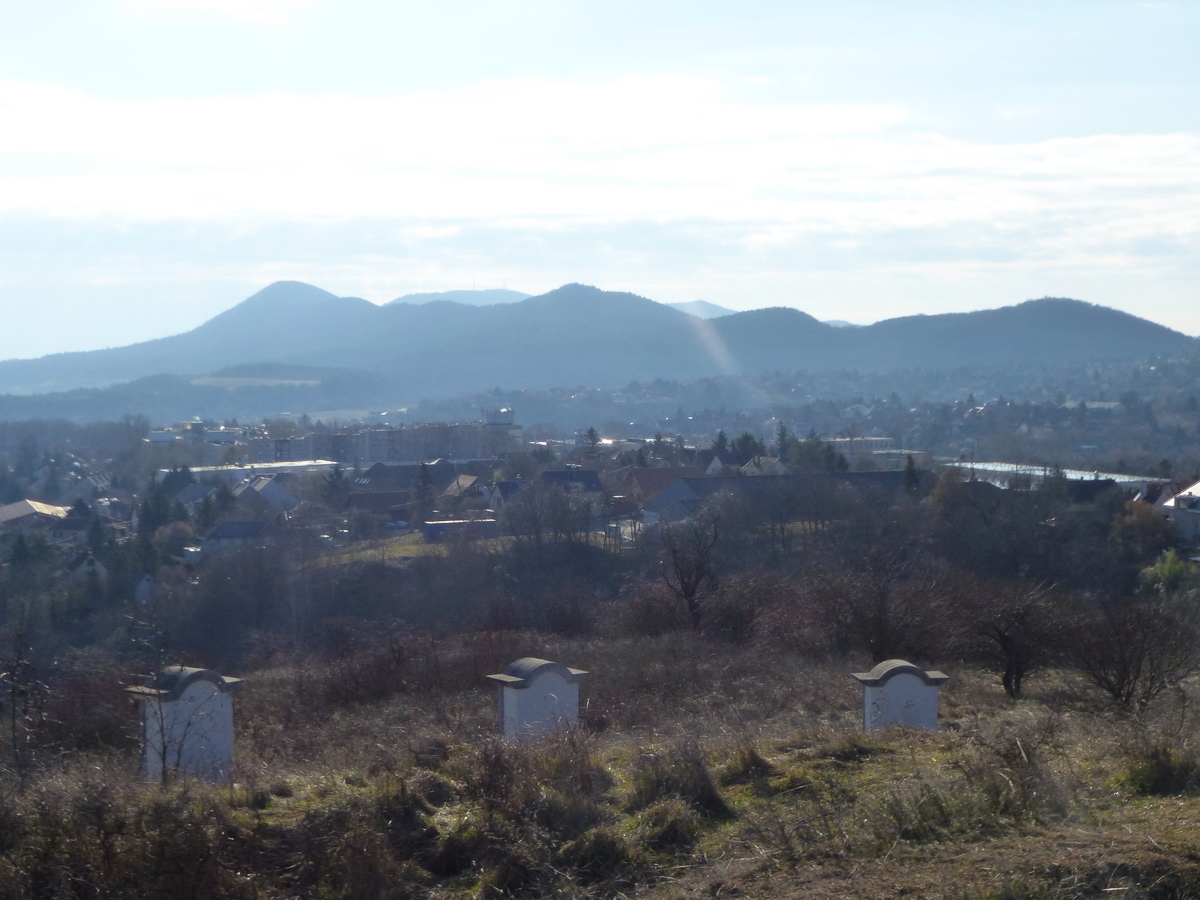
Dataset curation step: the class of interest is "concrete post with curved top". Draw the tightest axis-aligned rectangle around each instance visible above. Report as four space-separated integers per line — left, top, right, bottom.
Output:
486 657 588 739
127 666 244 781
852 659 948 732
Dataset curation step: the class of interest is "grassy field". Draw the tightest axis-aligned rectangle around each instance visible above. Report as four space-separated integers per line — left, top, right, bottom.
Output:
322 532 448 563
5 635 1200 898
322 533 607 564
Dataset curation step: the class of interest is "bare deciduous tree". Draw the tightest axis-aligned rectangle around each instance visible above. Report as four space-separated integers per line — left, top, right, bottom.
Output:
0 633 45 770
659 505 723 629
1073 592 1200 709
957 578 1070 699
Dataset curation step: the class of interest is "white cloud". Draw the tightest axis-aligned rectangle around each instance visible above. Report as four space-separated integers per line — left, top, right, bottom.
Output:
0 76 905 170
0 75 916 223
2 73 1199 350
2 77 1196 251
119 0 313 25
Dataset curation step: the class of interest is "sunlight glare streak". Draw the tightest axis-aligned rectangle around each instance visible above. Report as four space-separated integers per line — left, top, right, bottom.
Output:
687 315 737 376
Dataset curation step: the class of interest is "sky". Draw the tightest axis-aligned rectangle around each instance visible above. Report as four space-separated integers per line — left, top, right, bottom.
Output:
1 0 1198 361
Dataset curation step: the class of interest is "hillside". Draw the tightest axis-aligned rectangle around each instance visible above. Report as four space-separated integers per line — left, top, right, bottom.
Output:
4 398 1200 897
7 649 1199 899
0 283 1192 421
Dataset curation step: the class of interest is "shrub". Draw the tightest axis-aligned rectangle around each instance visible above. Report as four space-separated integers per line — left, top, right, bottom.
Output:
450 738 536 823
422 817 480 877
871 737 1071 850
868 779 961 845
535 726 612 799
5 776 252 899
1122 745 1200 796
611 583 684 638
814 731 882 763
406 768 456 807
634 797 701 852
409 735 452 770
738 797 828 866
1073 593 1200 709
535 788 608 841
719 740 777 786
628 739 733 819
269 779 294 798
557 826 633 882
300 789 431 899
701 584 762 643
956 713 1072 823
372 777 438 856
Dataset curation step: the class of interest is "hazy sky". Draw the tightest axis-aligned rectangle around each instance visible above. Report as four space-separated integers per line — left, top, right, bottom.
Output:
2 0 1197 361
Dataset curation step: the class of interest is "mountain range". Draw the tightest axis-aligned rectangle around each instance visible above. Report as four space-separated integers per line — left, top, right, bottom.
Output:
390 288 736 319
0 282 1194 422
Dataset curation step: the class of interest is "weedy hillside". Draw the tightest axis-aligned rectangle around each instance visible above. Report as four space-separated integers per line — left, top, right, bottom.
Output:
4 626 1200 899
2 471 1199 897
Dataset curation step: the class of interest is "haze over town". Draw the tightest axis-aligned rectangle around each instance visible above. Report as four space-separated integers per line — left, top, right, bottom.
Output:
2 0 1198 361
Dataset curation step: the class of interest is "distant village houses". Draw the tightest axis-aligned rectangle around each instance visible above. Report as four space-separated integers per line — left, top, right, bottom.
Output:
245 409 522 466
144 409 522 470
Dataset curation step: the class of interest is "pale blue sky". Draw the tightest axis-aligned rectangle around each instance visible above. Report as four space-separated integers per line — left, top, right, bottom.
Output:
1 0 1197 360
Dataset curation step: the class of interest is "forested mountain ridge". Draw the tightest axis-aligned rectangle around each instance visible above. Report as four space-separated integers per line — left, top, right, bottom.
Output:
388 288 531 306
0 282 1192 420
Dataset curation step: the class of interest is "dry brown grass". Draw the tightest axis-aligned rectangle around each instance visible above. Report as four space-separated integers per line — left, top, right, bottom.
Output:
4 633 1200 898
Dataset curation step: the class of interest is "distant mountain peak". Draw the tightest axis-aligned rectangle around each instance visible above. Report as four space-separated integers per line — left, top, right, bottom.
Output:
388 288 530 307
1023 295 1090 306
207 281 339 318
246 281 339 305
730 305 825 327
1003 296 1170 329
196 281 367 333
523 283 663 311
542 283 609 299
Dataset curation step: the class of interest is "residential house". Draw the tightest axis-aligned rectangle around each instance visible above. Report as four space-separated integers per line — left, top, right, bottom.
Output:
541 467 605 497
47 515 93 545
741 456 788 476
605 466 705 505
171 482 220 519
440 474 492 512
346 491 414 527
352 460 477 495
70 552 108 584
231 474 299 518
1165 479 1200 542
50 507 132 547
55 472 113 507
0 499 71 535
491 480 525 512
695 448 737 476
202 520 276 554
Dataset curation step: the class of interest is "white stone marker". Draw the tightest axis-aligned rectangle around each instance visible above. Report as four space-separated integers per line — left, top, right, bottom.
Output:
486 657 588 739
852 659 948 732
126 666 244 782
